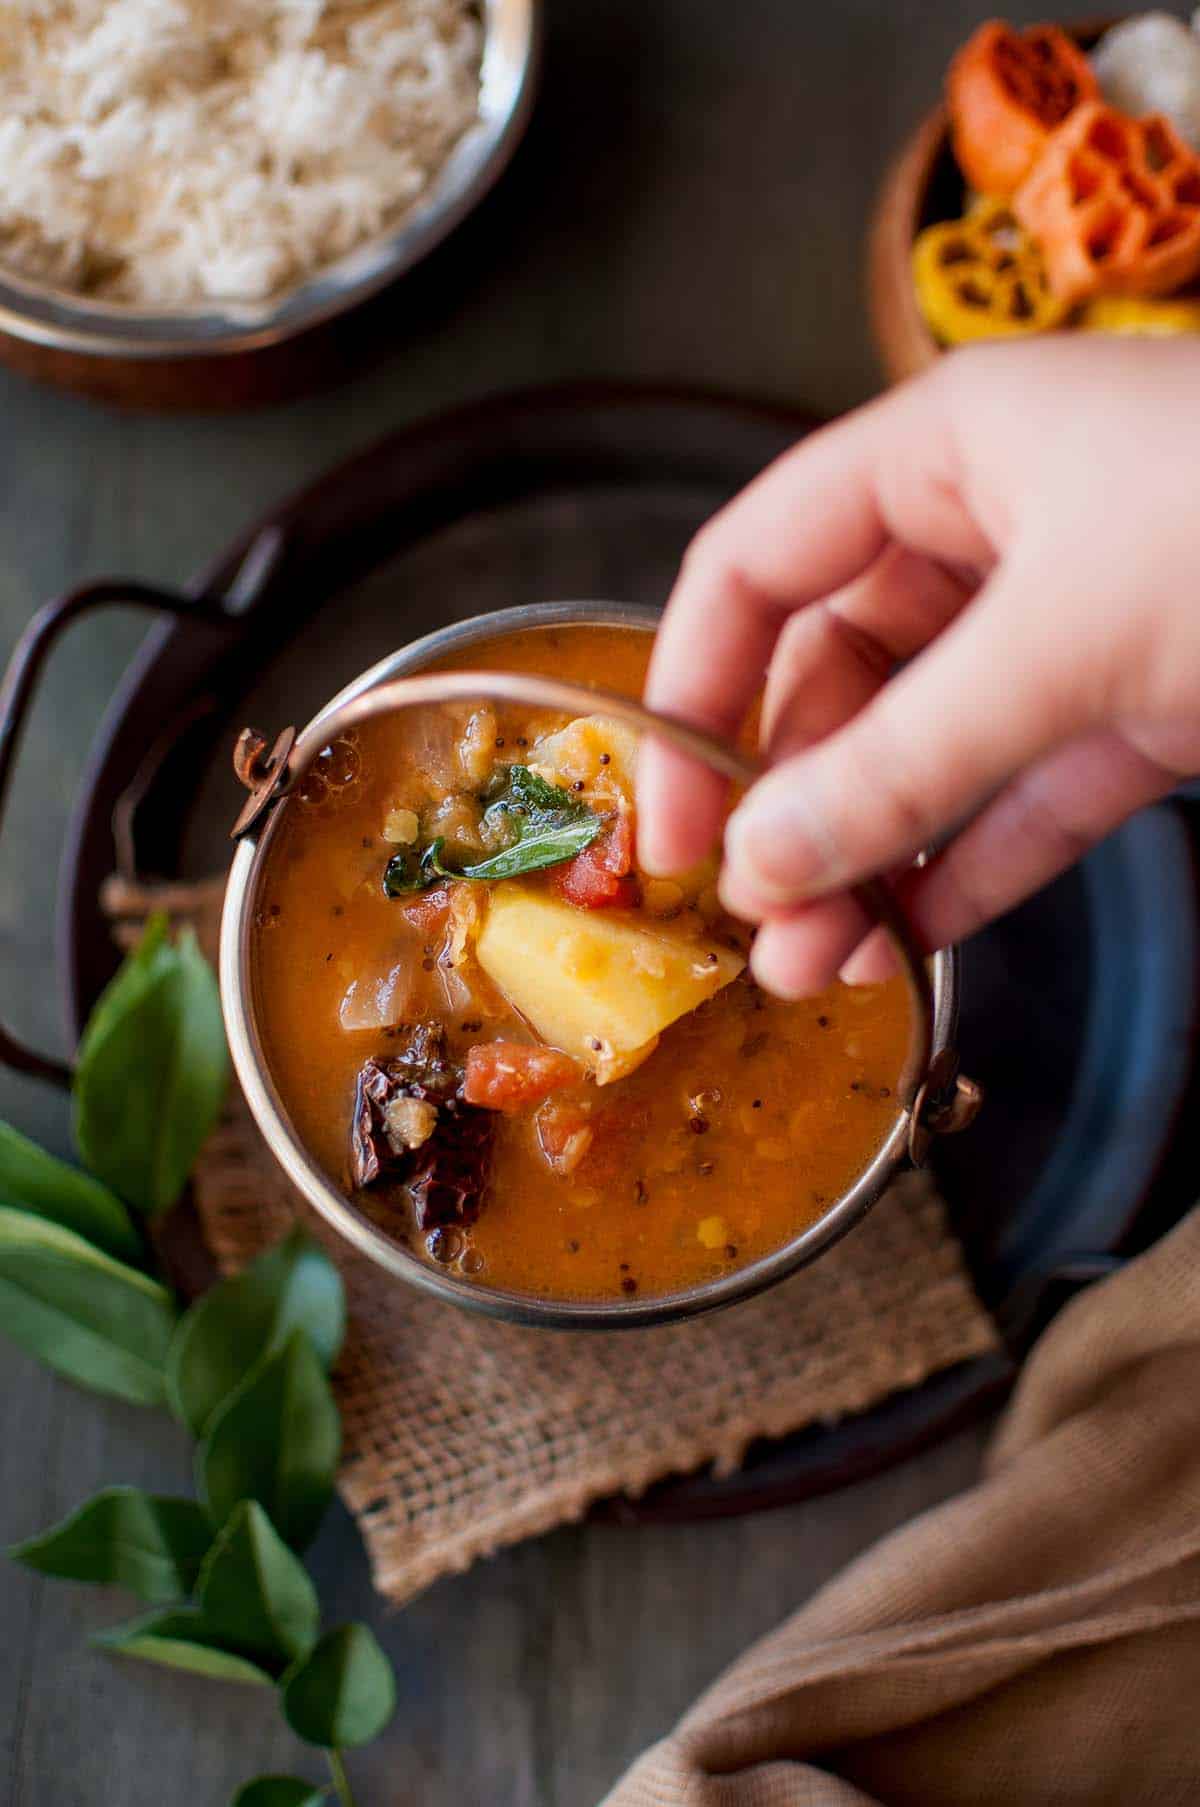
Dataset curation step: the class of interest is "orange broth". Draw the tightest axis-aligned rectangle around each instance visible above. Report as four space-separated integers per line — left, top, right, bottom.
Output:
252 624 911 1301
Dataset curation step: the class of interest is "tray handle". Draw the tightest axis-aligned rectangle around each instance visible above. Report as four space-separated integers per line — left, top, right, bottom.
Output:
0 574 253 1088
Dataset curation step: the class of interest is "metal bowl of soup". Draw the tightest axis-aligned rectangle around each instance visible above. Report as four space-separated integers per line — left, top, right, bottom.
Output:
220 602 973 1329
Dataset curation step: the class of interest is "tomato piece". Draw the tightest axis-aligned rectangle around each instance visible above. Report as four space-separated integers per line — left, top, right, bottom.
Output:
463 1041 583 1113
555 860 638 908
594 812 634 874
553 814 640 909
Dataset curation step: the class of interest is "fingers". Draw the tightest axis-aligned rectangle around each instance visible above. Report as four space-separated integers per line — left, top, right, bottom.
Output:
837 729 1177 985
761 545 976 757
715 547 977 924
638 368 989 875
750 895 873 999
721 557 1100 913
640 544 976 881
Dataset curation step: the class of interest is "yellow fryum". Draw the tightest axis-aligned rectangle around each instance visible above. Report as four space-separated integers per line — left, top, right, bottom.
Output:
1080 294 1200 337
912 197 1068 345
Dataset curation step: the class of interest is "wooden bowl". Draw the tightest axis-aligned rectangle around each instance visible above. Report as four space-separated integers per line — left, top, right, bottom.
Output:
868 18 1112 385
868 104 952 385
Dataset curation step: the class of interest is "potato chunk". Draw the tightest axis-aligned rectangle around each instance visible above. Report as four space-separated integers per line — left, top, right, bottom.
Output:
475 884 744 1082
529 715 641 807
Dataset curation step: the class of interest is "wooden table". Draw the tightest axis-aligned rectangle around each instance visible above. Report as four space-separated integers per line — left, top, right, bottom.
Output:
0 2 1108 1799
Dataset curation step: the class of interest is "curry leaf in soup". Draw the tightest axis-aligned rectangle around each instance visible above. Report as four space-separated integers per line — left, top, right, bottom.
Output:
93 1610 274 1685
231 1780 328 1807
427 819 600 882
281 1623 398 1749
0 1120 143 1265
167 1228 345 1438
464 763 603 875
74 916 228 1217
380 841 431 896
9 1487 212 1602
484 765 580 812
383 764 602 894
0 1207 176 1405
197 1500 320 1665
199 1331 340 1552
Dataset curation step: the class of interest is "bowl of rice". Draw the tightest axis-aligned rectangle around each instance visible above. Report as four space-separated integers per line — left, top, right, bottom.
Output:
0 0 539 406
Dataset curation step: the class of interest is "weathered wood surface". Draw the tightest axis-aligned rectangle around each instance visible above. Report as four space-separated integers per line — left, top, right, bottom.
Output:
0 1 1107 1798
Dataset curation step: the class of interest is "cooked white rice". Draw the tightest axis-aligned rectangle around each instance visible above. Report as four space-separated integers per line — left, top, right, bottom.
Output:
0 0 483 305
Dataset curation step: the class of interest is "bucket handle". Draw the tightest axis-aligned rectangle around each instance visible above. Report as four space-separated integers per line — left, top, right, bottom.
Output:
0 535 281 1087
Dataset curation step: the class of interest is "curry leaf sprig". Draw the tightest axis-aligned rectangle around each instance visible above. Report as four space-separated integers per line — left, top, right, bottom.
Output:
383 762 602 895
75 912 228 1217
0 914 224 1404
0 917 396 1806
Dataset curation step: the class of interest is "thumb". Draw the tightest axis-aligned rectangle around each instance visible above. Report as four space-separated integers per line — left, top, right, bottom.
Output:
721 570 1098 909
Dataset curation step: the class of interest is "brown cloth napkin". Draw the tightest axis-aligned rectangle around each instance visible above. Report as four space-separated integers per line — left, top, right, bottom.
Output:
103 875 997 1607
605 1204 1200 1807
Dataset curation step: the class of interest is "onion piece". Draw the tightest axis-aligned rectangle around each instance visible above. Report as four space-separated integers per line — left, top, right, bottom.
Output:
339 957 418 1032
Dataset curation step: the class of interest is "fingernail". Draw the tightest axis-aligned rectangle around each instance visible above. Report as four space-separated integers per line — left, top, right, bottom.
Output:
725 799 830 902
750 937 809 1002
637 816 680 877
839 933 895 987
637 830 671 877
717 863 776 924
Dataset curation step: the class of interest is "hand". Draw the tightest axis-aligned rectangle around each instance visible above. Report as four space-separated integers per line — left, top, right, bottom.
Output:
637 336 1200 997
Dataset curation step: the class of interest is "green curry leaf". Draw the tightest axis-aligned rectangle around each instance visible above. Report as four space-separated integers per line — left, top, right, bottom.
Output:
9 1487 212 1602
281 1624 397 1749
197 1501 320 1664
93 1609 275 1685
382 764 601 894
0 1121 143 1265
74 915 228 1217
0 1207 176 1405
380 839 437 896
199 1331 340 1552
167 1229 345 1438
231 1780 327 1807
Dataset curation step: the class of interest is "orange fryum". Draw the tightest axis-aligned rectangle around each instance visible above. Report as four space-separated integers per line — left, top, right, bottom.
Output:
1015 103 1200 307
948 20 1098 197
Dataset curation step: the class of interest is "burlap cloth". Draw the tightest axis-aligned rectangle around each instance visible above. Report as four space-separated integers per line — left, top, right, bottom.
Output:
105 876 997 1610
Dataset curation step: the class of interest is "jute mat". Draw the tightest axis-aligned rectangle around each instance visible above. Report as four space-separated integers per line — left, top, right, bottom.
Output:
104 875 998 1608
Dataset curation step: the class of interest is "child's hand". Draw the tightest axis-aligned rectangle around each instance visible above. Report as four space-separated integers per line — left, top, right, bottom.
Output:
637 337 1200 997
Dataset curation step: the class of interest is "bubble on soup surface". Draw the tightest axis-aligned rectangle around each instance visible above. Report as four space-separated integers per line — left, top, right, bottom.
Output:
427 1226 464 1264
297 734 362 805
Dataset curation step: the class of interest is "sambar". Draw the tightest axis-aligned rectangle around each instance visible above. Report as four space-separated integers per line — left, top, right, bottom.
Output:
249 620 913 1304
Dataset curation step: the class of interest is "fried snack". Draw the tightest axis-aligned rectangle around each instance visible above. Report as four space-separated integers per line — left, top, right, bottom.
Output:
912 197 1067 344
1015 102 1200 306
948 20 1098 196
1080 292 1200 335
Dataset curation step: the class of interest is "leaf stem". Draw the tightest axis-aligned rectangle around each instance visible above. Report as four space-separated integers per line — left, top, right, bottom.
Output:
326 1748 354 1807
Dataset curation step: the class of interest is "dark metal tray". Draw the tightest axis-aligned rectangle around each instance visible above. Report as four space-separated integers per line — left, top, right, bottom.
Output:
3 385 1197 1519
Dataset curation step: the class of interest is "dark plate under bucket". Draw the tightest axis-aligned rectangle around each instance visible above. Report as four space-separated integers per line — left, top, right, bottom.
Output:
5 385 1196 1520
